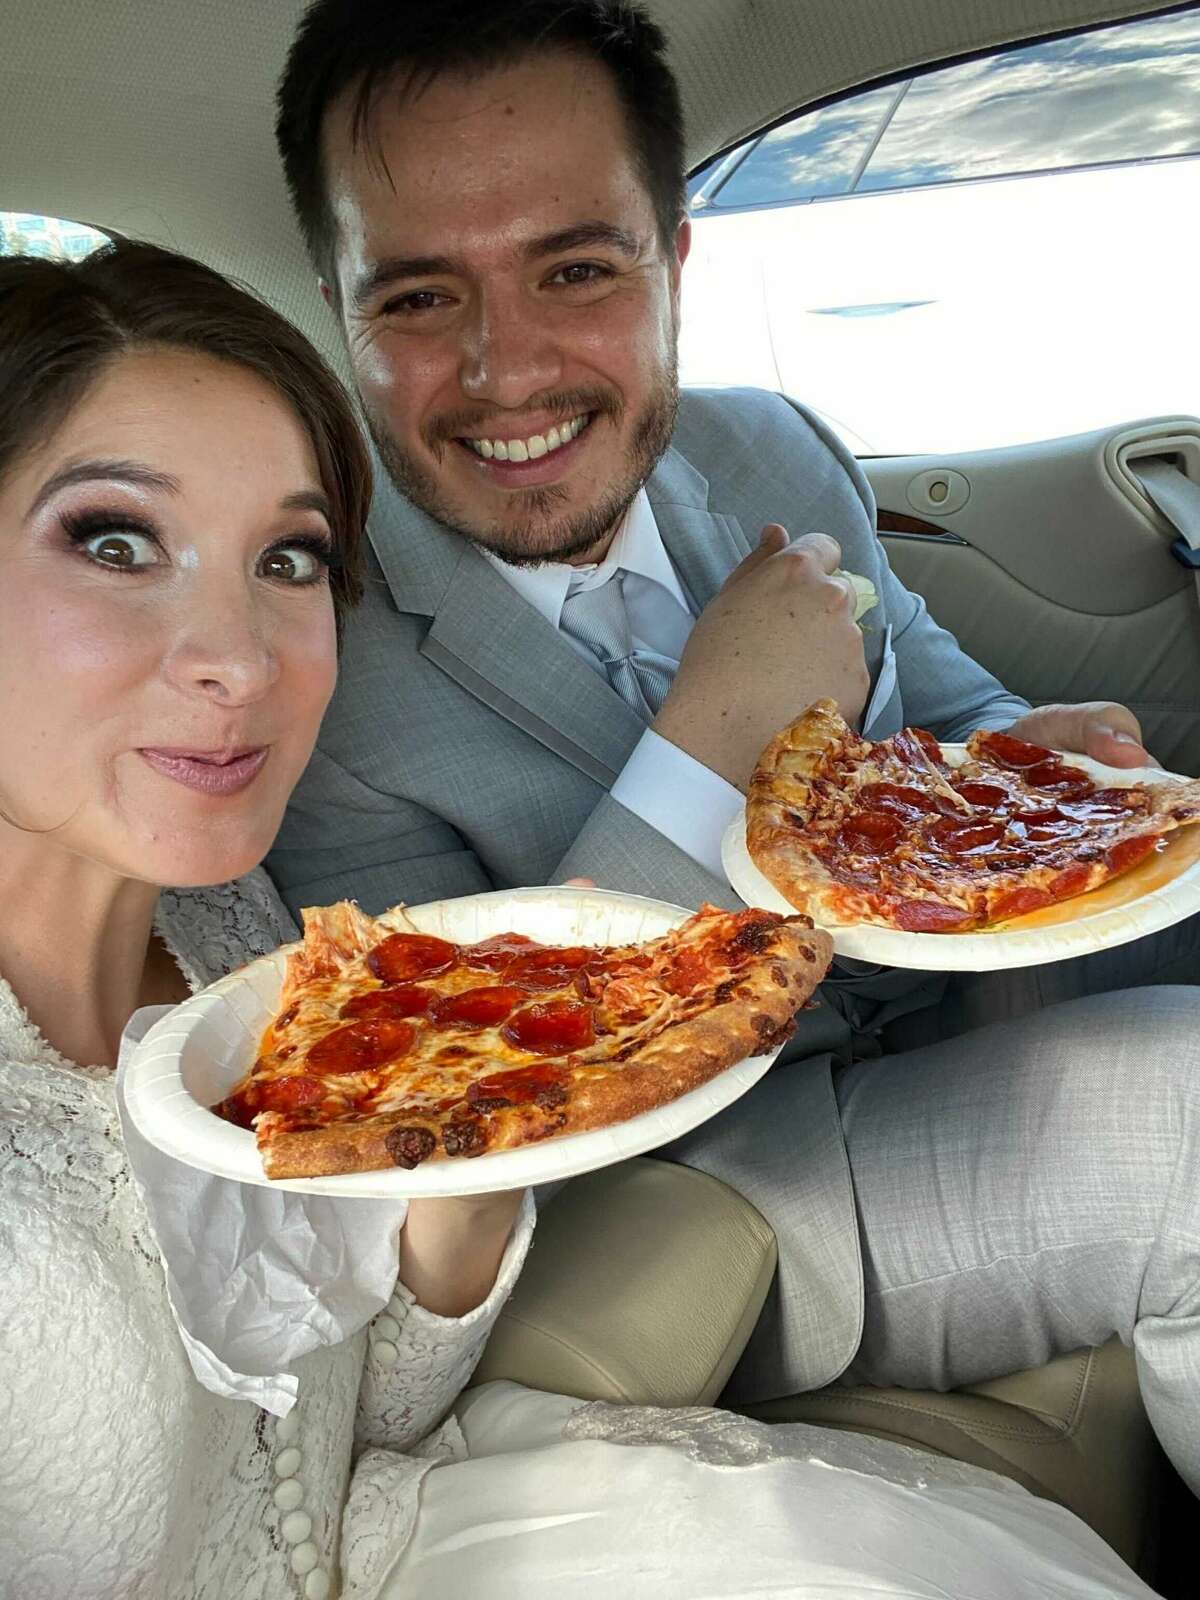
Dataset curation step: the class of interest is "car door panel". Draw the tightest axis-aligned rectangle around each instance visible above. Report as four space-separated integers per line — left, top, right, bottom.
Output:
862 418 1200 773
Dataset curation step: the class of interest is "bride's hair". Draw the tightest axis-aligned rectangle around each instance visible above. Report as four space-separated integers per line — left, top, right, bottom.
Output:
0 238 370 630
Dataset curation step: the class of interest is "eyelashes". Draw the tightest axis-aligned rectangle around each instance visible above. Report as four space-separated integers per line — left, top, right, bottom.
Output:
269 532 341 571
60 506 158 544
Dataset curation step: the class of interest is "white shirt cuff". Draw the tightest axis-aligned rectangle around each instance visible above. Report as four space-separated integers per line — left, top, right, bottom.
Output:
610 728 744 881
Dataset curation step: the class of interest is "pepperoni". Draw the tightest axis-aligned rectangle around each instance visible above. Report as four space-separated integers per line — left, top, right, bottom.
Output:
1007 807 1082 844
664 947 710 996
927 817 1006 856
430 985 527 1027
258 1075 325 1113
954 781 1011 810
1106 833 1161 874
307 1017 417 1075
1061 789 1145 821
1022 760 1094 799
463 932 540 971
894 726 945 770
366 933 458 983
838 811 903 857
340 984 434 1020
215 1074 325 1128
857 782 939 819
502 999 596 1055
503 946 594 990
893 898 979 931
215 1087 258 1129
973 730 1054 769
1052 862 1096 898
995 885 1054 919
468 1063 568 1108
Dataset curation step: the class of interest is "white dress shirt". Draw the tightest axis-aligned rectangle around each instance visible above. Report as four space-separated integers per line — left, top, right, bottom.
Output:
482 489 743 878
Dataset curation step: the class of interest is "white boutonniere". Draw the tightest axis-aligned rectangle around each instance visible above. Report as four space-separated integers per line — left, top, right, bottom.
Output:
835 569 879 625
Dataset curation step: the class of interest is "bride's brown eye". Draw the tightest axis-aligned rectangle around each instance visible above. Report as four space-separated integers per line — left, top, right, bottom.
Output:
95 537 136 566
259 542 329 583
83 531 158 569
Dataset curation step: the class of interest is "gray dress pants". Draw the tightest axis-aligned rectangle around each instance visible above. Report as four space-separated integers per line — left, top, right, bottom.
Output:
854 919 1200 1497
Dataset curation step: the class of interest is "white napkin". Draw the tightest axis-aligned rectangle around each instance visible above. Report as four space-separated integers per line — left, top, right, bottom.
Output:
115 1004 409 1417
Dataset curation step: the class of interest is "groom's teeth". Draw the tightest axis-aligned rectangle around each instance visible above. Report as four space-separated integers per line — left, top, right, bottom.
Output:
467 413 589 460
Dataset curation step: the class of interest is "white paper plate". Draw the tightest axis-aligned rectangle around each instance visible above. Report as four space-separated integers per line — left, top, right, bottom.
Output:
124 887 787 1197
722 747 1200 972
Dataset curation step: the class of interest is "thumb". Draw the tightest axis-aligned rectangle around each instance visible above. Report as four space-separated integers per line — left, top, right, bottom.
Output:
722 523 789 590
1081 704 1158 769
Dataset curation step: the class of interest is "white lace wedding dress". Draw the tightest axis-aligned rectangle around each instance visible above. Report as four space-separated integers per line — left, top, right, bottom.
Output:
0 870 532 1600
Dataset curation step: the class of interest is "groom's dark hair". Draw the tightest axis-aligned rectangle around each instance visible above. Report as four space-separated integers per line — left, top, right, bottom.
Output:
276 0 687 290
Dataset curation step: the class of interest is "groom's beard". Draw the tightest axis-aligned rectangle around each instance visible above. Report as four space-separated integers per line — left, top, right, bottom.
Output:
363 365 679 567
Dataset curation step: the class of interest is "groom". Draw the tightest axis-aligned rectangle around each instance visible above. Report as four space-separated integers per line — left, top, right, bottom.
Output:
267 0 1200 1492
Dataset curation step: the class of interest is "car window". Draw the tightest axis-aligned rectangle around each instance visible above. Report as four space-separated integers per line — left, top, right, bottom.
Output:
698 84 902 209
0 212 108 260
859 11 1200 192
678 7 1200 455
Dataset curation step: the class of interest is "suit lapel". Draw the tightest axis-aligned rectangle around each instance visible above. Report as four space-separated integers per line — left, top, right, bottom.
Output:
366 470 644 786
646 446 749 613
421 550 645 786
365 444 744 786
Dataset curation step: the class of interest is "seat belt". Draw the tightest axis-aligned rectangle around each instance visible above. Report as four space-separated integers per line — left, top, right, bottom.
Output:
1128 457 1200 610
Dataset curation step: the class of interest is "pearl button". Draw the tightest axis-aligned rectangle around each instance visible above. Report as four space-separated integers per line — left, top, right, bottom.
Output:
280 1510 313 1545
387 1293 407 1318
372 1339 399 1365
274 1446 302 1479
374 1313 401 1341
290 1540 320 1576
275 1410 301 1445
273 1478 305 1512
304 1571 331 1600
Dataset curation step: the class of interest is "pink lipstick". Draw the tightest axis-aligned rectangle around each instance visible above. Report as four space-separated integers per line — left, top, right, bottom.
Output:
138 747 268 796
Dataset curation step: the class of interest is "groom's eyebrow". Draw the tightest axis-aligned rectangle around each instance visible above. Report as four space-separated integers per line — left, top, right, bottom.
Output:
350 254 457 311
28 459 182 514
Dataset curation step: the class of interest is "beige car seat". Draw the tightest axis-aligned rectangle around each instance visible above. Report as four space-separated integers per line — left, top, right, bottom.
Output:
472 1158 1164 1576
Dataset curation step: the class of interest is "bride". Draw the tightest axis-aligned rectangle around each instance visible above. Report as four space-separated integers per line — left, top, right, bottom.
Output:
0 239 1161 1600
0 239 529 1600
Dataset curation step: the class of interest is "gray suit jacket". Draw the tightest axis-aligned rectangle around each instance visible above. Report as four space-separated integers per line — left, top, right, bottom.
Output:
268 388 1030 1395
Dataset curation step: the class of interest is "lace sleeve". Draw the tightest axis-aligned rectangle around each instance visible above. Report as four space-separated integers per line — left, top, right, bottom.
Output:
155 868 298 991
353 1191 535 1454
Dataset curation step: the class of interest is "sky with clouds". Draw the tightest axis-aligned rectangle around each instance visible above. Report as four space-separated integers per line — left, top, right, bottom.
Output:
710 9 1200 208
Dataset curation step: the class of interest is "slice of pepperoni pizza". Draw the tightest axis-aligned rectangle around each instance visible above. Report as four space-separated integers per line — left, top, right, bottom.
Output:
215 900 832 1178
747 699 1200 932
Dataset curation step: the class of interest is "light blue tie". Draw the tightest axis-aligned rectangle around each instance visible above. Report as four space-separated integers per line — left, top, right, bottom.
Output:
559 570 677 721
